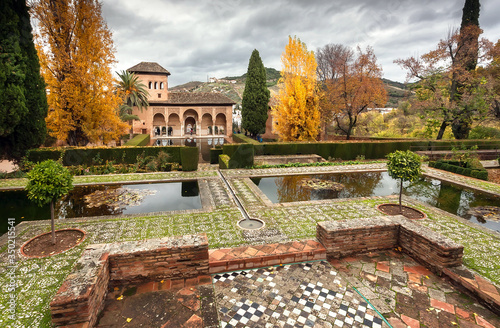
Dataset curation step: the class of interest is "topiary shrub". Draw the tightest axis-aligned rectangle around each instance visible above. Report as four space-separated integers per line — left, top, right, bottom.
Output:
228 143 254 169
219 154 230 169
210 148 223 164
386 150 422 212
181 147 198 171
25 160 73 244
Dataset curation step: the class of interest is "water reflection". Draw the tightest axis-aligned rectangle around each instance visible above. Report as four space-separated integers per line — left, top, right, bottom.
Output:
251 172 500 232
154 138 224 162
1 181 201 234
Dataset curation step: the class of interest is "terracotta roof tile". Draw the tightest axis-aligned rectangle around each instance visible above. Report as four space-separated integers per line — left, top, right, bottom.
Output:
150 92 235 105
127 62 171 75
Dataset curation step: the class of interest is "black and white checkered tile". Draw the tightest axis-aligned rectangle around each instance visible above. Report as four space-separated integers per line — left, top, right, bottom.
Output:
213 261 387 327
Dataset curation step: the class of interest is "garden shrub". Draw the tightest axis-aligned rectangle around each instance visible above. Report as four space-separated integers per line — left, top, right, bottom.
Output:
219 154 230 169
433 159 488 180
180 147 198 171
26 148 63 162
228 143 254 168
124 134 150 146
210 148 223 164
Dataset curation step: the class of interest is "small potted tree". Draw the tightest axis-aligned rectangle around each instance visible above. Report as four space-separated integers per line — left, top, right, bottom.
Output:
22 160 84 257
378 150 425 219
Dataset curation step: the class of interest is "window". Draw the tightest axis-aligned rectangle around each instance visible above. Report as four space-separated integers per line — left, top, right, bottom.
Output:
154 82 158 89
158 93 161 98
160 82 164 89
148 82 152 89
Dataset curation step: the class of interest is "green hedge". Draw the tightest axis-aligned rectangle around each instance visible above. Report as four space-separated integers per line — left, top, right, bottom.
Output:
228 143 254 169
429 160 488 181
210 148 223 164
232 134 260 144
124 134 150 146
25 148 63 162
27 146 183 166
222 140 500 161
219 154 230 169
180 147 198 171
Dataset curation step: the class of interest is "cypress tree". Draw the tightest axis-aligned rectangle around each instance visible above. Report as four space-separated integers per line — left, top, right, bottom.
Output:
0 0 48 160
241 49 270 137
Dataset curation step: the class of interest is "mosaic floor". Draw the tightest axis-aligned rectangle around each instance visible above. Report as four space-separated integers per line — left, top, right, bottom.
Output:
213 261 387 328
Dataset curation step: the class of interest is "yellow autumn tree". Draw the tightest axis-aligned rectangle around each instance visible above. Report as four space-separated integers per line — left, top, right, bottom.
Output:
32 0 127 145
272 36 320 141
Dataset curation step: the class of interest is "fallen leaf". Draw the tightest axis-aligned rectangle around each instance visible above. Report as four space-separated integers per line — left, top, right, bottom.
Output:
451 322 458 325
117 295 123 300
114 287 119 291
126 318 132 322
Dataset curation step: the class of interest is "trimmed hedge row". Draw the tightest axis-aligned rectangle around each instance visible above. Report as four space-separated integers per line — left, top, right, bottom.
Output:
26 146 182 165
223 140 500 161
228 144 254 169
210 148 223 164
429 160 488 180
219 154 230 169
180 147 199 171
124 134 150 146
232 134 260 144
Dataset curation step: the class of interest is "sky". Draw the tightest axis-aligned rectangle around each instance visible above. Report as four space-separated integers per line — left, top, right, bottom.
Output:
102 0 500 87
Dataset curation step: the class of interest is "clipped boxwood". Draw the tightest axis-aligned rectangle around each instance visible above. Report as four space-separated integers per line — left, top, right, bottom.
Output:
219 154 230 169
210 148 223 164
433 159 488 180
26 148 64 162
228 143 254 169
124 134 150 146
180 147 198 171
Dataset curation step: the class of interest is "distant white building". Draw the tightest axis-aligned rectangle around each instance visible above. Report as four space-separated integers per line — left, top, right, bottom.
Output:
367 108 395 115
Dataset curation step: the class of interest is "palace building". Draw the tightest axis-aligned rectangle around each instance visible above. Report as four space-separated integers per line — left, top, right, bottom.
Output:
127 62 235 146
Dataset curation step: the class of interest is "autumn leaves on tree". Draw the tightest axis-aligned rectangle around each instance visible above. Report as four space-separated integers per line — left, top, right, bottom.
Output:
32 0 126 146
272 36 321 141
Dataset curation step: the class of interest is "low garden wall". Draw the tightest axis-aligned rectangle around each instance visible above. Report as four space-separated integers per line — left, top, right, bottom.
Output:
317 216 463 272
50 234 209 328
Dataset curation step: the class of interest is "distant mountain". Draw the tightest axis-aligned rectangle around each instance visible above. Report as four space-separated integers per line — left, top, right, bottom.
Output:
169 71 409 108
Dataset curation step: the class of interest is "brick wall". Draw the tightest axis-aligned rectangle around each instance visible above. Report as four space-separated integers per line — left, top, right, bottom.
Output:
317 216 463 273
50 234 208 328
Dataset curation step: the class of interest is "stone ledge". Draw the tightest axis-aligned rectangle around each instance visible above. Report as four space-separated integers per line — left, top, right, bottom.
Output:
50 233 209 327
317 216 463 272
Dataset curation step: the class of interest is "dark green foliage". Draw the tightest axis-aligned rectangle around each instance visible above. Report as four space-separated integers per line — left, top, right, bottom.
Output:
25 160 73 207
180 147 198 171
386 150 422 209
26 146 182 165
155 151 171 171
219 154 230 169
124 134 150 146
210 148 223 164
241 49 270 136
228 144 254 169
468 126 500 139
0 0 48 160
432 159 488 180
232 133 259 144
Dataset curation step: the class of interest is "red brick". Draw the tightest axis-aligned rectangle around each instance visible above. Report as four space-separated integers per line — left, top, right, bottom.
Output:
476 315 496 328
197 275 212 285
475 275 500 295
376 262 390 273
401 314 420 328
404 265 432 276
456 307 471 320
185 277 198 287
183 314 203 328
430 298 454 314
408 273 422 284
386 317 408 328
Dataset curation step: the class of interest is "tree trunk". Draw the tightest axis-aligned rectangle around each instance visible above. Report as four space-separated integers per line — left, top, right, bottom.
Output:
50 201 56 245
399 179 403 213
436 121 448 140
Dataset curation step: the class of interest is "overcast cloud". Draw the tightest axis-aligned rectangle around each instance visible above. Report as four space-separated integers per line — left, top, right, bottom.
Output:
102 0 500 87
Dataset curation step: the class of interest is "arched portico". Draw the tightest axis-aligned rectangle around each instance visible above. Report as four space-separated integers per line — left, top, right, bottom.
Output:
183 109 199 136
215 113 227 135
201 113 213 136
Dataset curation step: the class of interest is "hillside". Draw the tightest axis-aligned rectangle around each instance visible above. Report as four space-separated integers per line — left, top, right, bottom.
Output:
170 70 409 107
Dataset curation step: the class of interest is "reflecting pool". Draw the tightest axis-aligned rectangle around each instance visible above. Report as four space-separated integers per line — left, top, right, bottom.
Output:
251 171 500 233
1 181 201 234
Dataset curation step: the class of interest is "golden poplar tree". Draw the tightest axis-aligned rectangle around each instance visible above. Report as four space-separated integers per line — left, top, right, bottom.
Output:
272 36 320 141
32 0 127 145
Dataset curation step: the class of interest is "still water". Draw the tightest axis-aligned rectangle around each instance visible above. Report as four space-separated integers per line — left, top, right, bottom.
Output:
1 181 201 234
251 171 500 233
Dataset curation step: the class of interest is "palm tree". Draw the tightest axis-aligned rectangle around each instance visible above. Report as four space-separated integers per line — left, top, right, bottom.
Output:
116 70 150 138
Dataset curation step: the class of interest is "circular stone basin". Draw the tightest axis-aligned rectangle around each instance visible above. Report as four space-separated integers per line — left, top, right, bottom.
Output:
238 218 264 230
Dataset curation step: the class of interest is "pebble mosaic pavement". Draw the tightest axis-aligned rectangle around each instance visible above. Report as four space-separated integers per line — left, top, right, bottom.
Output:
1 163 500 327
213 261 387 328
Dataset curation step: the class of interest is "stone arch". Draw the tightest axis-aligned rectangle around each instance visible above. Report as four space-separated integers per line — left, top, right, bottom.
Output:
183 109 199 135
201 113 213 136
168 113 180 136
215 113 227 135
153 113 166 136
